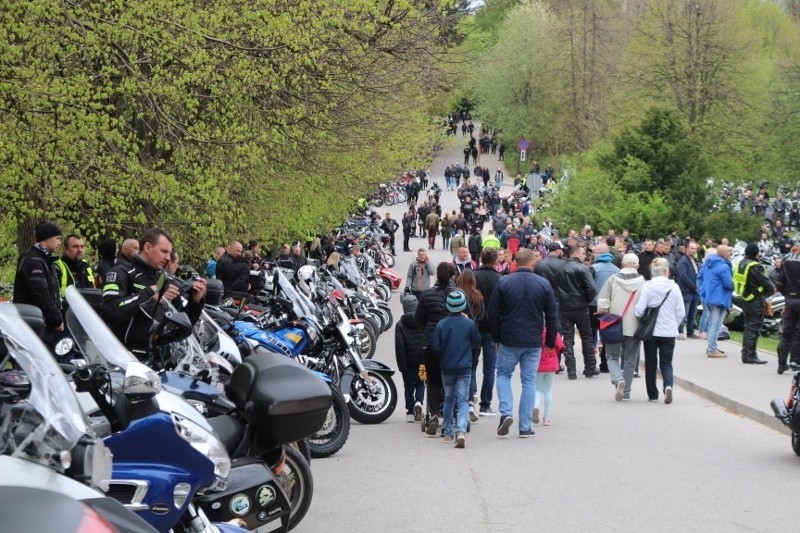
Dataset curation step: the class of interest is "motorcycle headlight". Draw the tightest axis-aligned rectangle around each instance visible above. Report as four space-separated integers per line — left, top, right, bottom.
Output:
67 436 113 493
172 413 230 490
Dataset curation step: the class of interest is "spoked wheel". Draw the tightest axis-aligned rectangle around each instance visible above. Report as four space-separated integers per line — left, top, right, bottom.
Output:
307 384 351 459
792 430 800 456
385 194 396 206
275 445 314 530
348 371 398 424
383 252 395 267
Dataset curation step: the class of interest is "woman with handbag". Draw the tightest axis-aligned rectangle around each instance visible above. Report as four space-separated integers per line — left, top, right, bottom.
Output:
634 257 685 404
596 253 645 402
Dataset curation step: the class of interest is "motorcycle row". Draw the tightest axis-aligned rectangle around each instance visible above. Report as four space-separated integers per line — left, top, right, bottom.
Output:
0 246 401 532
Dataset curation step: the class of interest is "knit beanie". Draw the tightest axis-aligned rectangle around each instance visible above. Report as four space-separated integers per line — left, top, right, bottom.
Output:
745 243 759 259
446 290 467 313
97 238 117 261
35 222 61 242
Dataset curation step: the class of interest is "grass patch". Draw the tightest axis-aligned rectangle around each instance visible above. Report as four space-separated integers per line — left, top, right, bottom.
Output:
727 330 779 354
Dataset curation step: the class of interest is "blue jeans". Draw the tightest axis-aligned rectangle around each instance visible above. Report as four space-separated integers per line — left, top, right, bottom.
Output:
470 332 497 410
495 344 542 433
442 373 471 436
698 302 710 333
679 293 699 335
705 304 726 353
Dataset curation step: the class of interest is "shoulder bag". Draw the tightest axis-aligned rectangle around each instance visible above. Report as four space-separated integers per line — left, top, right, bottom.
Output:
596 288 637 345
634 291 671 341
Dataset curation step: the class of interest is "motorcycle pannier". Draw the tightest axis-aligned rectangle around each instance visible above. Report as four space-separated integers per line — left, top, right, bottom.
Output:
226 351 332 449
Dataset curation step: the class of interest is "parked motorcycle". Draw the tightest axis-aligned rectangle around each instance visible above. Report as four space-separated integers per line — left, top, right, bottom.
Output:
770 371 800 455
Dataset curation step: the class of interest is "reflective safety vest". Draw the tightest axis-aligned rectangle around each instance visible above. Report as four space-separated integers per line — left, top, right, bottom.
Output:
733 260 764 302
54 258 96 297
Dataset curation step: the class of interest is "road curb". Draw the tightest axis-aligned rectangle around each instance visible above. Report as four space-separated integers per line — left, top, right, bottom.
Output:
672 373 789 435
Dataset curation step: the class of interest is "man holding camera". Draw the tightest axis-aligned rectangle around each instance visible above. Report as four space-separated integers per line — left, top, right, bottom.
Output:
101 228 207 355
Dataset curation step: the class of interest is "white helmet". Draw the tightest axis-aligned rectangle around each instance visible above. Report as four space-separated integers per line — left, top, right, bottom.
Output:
297 265 316 282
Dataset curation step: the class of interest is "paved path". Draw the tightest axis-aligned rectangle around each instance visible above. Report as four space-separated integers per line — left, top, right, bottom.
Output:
294 124 797 533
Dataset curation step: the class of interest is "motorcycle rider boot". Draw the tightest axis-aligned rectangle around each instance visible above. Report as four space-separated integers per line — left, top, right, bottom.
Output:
778 362 790 374
747 356 768 365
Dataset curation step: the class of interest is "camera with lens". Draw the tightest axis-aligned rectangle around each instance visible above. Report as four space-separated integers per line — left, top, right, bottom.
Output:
168 270 200 295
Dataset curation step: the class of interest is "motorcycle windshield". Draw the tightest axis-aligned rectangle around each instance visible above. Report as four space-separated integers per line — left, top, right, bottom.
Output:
0 304 89 451
65 286 137 370
339 257 365 287
274 269 322 337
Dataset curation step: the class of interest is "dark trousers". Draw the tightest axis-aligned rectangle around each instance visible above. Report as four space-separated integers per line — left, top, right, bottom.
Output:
424 346 443 416
403 231 411 252
741 298 764 361
561 307 596 375
679 292 699 336
475 332 497 410
401 369 425 414
643 336 675 400
778 298 800 366
427 227 437 249
589 305 608 369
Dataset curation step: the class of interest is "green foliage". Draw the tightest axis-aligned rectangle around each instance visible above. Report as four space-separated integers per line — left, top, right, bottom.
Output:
0 0 460 266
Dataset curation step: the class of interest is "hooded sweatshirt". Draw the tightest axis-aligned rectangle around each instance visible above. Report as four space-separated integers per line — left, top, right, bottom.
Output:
634 276 685 338
698 254 733 308
597 268 644 336
591 253 620 306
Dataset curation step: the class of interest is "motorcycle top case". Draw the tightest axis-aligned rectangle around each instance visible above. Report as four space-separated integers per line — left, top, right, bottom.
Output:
226 351 332 449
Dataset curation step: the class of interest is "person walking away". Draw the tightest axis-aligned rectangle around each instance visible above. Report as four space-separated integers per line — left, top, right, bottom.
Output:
776 242 800 373
589 244 619 373
597 254 644 401
440 214 453 251
488 249 559 438
395 293 426 421
456 269 484 422
474 249 502 415
13 222 64 347
425 209 440 251
416 263 458 435
734 243 774 364
533 328 564 426
676 241 700 340
405 249 435 300
699 244 733 358
634 258 684 403
555 245 598 379
432 290 481 448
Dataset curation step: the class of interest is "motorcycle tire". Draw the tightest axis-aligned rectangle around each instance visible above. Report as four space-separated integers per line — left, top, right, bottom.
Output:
371 197 383 207
278 444 314 531
793 430 800 457
367 308 388 333
385 195 396 206
383 253 395 268
307 384 351 459
376 301 394 330
358 322 377 359
358 313 382 340
293 439 312 464
375 283 391 302
348 371 398 424
397 191 407 203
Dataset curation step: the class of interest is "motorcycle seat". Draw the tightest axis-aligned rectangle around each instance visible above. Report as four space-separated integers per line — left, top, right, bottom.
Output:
207 414 244 455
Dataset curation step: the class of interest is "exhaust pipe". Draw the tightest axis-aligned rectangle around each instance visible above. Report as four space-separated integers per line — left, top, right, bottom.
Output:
771 398 790 424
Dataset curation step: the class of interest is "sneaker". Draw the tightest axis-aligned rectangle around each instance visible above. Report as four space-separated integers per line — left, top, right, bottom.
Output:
677 333 687 340
615 380 625 402
425 415 439 436
406 413 415 422
497 415 513 436
469 403 480 423
621 397 631 402
648 398 658 402
698 332 708 339
664 386 673 405
542 416 551 425
455 432 466 448
519 429 536 438
479 407 497 417
688 333 702 339
443 434 454 444
472 394 479 406
707 351 727 358
532 407 540 424
413 401 423 422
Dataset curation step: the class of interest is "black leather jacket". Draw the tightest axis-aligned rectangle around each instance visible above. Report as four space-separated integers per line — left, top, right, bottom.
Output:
554 258 596 311
533 255 565 288
13 245 62 330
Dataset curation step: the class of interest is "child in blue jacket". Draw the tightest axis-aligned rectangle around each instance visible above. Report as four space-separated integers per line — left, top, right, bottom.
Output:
432 290 481 448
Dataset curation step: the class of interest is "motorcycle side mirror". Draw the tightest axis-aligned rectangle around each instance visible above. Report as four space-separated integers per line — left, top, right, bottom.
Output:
123 361 162 402
156 271 170 299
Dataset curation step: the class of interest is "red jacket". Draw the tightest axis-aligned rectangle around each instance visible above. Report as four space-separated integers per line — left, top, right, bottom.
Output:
538 329 564 373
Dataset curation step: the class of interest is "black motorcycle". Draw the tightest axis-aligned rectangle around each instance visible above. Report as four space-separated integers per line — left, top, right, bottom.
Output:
770 371 800 455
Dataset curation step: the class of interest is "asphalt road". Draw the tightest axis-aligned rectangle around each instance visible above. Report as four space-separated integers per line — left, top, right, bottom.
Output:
295 131 796 533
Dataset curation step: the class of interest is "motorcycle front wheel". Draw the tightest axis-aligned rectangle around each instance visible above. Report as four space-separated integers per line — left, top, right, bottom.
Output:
278 445 314 530
307 384 351 459
359 324 377 359
348 371 398 424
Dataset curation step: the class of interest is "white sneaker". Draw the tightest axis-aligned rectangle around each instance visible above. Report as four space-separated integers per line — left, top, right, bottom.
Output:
413 401 422 422
615 380 625 402
677 334 687 341
664 386 673 405
469 403 480 423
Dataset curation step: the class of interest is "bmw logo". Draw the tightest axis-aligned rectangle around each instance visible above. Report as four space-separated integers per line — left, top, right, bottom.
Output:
229 494 251 517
